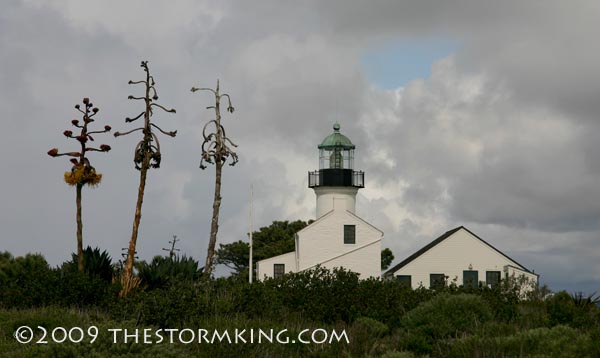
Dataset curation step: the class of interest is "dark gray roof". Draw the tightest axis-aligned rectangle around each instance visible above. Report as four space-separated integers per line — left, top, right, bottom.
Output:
384 226 537 276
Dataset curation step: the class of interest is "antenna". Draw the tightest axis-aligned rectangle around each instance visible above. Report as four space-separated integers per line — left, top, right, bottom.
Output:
249 184 254 283
162 235 180 259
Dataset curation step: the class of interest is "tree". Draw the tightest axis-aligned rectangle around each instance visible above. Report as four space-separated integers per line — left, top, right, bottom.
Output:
215 240 250 275
191 80 237 278
216 220 310 277
381 247 394 270
115 61 176 296
47 98 112 272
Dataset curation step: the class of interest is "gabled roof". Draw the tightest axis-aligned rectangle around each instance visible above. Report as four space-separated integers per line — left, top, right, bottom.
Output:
295 208 384 238
384 226 535 276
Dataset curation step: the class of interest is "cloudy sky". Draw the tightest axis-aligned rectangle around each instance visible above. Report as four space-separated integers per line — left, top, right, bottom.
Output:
1 0 598 293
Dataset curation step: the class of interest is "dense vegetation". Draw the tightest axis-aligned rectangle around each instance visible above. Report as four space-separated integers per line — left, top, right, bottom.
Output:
1 250 599 357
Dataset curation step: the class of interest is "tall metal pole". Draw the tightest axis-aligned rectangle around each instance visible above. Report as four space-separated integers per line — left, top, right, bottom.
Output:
249 184 254 283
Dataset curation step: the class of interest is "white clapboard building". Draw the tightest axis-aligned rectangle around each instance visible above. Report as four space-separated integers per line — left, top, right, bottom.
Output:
256 123 383 280
384 226 539 289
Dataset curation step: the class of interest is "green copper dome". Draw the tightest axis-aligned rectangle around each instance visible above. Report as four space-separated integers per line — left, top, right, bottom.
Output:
318 122 355 150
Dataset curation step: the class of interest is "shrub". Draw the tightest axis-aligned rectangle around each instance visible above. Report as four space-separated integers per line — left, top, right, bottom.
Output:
547 291 578 326
448 325 588 357
61 246 115 282
399 293 493 355
136 255 203 290
346 317 389 357
0 253 55 307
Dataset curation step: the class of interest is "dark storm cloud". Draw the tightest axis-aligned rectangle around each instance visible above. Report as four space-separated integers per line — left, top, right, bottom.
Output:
1 0 598 293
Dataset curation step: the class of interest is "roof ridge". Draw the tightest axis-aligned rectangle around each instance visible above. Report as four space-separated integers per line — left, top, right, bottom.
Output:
384 226 534 276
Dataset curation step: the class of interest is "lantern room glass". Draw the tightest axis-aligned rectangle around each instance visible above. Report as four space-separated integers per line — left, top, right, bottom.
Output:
319 148 354 170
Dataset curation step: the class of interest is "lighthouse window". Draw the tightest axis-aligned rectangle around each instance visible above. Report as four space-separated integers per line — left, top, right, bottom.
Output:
273 264 285 279
344 225 356 244
330 149 343 169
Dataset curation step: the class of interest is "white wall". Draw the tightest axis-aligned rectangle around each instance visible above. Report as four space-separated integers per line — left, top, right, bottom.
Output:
256 206 383 281
505 264 539 296
314 187 358 218
256 252 296 281
313 239 381 279
297 209 382 279
391 228 538 289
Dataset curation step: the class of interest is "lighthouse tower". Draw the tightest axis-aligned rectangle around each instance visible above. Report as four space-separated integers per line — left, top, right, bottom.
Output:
308 123 365 218
256 122 382 280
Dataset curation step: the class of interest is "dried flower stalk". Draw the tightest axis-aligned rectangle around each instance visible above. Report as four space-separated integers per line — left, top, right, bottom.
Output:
47 98 111 272
191 80 237 278
116 61 176 296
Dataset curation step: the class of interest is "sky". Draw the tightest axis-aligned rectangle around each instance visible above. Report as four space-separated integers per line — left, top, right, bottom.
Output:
1 0 599 294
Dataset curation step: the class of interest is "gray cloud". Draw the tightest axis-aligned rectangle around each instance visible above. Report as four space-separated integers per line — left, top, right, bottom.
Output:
1 0 599 294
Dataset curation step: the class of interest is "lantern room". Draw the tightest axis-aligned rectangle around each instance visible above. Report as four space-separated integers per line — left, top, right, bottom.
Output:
309 123 364 189
318 122 355 170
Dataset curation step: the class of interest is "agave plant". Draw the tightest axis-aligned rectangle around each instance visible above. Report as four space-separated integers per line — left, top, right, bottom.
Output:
191 80 237 278
571 291 600 308
47 98 111 272
63 246 114 282
137 255 203 290
115 61 176 296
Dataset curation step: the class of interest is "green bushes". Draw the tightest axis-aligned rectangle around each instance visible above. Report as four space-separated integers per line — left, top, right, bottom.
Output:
1 250 600 357
396 294 493 355
0 253 54 307
448 325 595 357
401 294 493 339
0 251 117 309
136 255 203 290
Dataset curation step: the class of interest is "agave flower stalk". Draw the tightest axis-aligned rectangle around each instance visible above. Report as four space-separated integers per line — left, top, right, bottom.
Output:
191 80 237 278
47 98 112 272
115 61 176 295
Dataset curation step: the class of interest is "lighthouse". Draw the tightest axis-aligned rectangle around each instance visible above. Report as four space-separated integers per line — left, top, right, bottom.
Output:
308 123 364 218
256 122 382 280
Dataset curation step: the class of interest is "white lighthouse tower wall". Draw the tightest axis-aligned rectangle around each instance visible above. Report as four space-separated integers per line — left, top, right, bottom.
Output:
314 186 358 218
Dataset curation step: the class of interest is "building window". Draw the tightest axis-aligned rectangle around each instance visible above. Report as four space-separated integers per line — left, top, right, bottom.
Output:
463 270 479 288
273 264 285 279
430 273 446 289
396 275 412 288
344 225 356 244
486 271 501 288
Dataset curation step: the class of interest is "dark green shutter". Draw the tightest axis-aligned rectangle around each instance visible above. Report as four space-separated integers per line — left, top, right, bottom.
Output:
463 270 478 288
